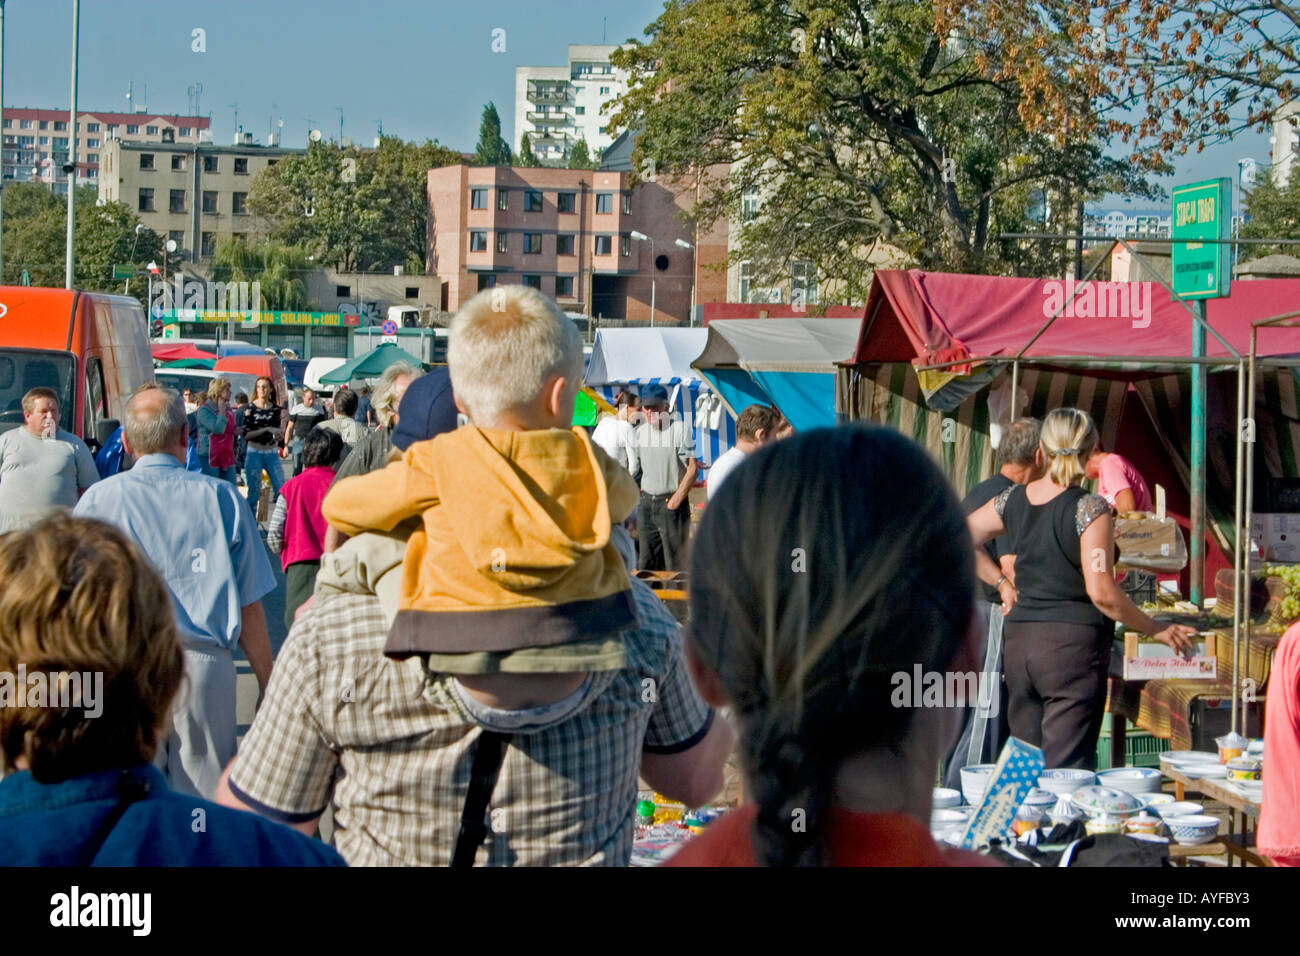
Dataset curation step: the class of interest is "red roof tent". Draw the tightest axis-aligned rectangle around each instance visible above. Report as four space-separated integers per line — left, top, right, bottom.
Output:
855 269 1300 369
151 342 216 363
700 303 865 325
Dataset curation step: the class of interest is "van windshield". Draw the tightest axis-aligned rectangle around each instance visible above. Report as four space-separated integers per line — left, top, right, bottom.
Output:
0 349 76 435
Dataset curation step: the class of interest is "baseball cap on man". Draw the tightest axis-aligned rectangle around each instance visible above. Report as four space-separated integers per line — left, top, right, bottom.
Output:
392 367 460 451
640 384 670 407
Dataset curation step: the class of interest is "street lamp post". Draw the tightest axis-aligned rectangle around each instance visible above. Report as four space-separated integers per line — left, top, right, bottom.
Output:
0 0 6 282
675 238 695 326
64 0 80 290
630 230 655 327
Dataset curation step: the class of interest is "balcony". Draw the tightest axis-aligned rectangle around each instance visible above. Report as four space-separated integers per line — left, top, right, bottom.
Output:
529 130 568 147
527 84 568 105
527 110 569 124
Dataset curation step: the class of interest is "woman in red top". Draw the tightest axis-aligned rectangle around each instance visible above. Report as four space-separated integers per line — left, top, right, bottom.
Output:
266 427 344 631
670 425 998 867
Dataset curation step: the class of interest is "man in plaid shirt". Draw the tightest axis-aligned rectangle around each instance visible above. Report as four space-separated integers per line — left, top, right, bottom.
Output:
216 286 731 865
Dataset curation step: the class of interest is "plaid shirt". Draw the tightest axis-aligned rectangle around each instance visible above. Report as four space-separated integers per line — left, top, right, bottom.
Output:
228 578 712 866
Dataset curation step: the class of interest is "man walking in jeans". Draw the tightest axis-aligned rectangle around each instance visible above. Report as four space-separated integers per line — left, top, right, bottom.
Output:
631 384 699 571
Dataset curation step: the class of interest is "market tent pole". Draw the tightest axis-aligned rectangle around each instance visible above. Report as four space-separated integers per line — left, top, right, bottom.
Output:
1231 356 1246 735
1241 325 1258 735
1190 301 1208 605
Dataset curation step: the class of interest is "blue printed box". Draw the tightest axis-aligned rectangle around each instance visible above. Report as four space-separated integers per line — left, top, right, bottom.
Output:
959 737 1045 850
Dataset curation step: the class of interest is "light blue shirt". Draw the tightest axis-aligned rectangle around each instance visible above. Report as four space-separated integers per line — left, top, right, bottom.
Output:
74 453 276 651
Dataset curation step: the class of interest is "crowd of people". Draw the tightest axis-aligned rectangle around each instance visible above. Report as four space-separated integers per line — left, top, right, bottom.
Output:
0 284 1296 868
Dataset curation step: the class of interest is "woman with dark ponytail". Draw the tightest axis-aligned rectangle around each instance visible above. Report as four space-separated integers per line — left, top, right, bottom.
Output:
669 425 999 867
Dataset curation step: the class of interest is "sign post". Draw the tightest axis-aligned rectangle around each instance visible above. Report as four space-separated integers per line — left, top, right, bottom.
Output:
1172 177 1232 606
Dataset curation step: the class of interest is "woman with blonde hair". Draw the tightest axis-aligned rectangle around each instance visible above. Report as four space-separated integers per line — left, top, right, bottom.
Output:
967 407 1197 769
670 425 997 867
195 376 236 483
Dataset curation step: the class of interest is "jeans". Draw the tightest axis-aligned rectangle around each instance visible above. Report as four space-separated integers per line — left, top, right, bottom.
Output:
244 447 285 515
637 491 691 571
289 437 305 477
199 453 238 485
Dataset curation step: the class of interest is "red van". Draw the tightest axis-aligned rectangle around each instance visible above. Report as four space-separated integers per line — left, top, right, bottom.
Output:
0 287 152 450
213 353 290 408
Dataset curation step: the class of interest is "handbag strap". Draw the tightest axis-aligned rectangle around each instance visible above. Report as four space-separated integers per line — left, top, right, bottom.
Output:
451 730 513 868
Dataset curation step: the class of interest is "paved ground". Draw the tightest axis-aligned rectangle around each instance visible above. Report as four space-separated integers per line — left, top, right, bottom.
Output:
233 537 287 740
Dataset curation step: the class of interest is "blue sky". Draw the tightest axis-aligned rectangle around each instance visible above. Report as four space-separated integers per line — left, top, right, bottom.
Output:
3 0 1271 211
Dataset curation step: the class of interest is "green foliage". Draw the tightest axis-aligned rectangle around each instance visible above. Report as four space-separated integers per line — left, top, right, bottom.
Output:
608 0 1155 284
1 183 161 305
209 236 313 310
1241 174 1300 257
518 134 538 167
249 136 461 272
567 138 597 170
474 102 512 166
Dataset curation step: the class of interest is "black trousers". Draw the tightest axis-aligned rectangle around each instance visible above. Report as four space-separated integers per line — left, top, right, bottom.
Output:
1002 619 1113 770
284 560 321 632
637 491 691 571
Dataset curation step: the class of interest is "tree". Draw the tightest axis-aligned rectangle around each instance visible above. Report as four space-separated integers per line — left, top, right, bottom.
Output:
249 136 462 272
609 0 1152 279
518 133 538 167
474 102 512 166
209 236 313 310
937 1 1300 164
1240 173 1300 257
568 138 596 170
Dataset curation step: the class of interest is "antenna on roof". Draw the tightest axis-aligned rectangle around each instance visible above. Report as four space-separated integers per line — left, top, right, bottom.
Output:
602 16 606 43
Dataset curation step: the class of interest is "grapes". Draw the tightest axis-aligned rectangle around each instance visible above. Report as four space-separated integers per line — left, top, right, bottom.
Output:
1265 565 1300 623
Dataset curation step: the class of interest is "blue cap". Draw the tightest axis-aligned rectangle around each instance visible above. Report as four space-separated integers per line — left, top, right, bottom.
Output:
392 367 460 450
640 384 670 406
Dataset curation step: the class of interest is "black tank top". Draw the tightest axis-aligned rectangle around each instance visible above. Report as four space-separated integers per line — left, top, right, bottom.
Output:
997 484 1111 627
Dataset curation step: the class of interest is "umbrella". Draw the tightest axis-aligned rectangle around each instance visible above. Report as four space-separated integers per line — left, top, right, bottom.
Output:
152 342 217 363
320 342 425 385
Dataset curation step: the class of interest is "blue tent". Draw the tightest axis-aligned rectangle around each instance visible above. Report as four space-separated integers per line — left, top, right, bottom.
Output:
691 319 860 432
584 328 736 467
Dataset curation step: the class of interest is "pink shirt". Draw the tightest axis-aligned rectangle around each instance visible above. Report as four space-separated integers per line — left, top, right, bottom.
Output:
1259 622 1300 865
1096 453 1152 512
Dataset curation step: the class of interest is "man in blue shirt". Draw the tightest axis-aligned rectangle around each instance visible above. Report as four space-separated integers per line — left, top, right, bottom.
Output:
76 384 277 801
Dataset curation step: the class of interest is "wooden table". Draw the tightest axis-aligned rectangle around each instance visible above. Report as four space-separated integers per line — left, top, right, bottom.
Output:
1159 758 1270 867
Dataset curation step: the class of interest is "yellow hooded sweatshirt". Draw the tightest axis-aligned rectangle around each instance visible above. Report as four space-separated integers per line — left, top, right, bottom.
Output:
322 425 641 658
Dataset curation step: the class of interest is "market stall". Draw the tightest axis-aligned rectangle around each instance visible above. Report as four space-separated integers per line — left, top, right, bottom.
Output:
690 317 860 431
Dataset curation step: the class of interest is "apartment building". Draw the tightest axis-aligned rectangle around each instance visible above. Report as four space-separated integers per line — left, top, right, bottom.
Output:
427 164 693 322
99 139 303 262
1272 101 1299 186
1 108 210 192
513 45 629 163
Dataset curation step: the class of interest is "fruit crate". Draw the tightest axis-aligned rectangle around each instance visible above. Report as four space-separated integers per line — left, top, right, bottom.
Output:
1096 714 1164 770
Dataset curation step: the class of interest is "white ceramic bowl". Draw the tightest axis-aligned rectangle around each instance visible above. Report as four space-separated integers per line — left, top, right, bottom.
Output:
1138 792 1176 808
1165 814 1220 846
932 808 972 827
1096 767 1164 794
1160 750 1220 765
960 764 996 805
1020 788 1057 808
1071 785 1145 818
1037 768 1096 795
1154 801 1203 819
932 788 962 809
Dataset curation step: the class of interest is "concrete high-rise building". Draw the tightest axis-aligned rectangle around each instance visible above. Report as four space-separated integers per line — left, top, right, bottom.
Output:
1 108 210 193
1271 101 1299 186
513 45 628 164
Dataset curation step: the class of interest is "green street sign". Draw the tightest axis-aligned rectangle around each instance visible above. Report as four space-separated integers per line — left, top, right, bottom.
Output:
1171 178 1232 300
112 264 134 279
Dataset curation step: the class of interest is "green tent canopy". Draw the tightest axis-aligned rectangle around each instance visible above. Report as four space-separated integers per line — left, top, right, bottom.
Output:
161 358 215 370
320 342 425 385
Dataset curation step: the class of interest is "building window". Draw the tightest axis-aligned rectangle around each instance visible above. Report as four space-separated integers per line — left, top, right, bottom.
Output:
232 192 248 215
523 233 542 254
555 276 574 297
622 193 631 215
791 261 818 305
496 231 508 253
523 275 542 290
497 189 509 211
53 137 69 150
106 125 118 137
178 127 192 137
525 190 543 212
471 187 488 209
40 121 49 130
477 274 496 291
201 232 216 257
19 119 32 129
575 106 585 116
202 191 218 213
139 153 154 170
38 136 49 146
470 230 488 251
86 168 98 179
171 154 184 170
146 125 158 135
336 285 351 297
87 138 99 148
405 287 419 299
2 119 9 128
556 233 575 255
598 127 607 136
599 86 610 95
169 189 186 213
86 122 100 133
596 193 613 214
203 155 218 173
595 235 612 256
86 154 98 166
742 187 760 222
557 191 576 214
234 157 249 174
169 230 185 248
126 124 139 134
621 234 631 257
739 261 752 303
138 188 154 212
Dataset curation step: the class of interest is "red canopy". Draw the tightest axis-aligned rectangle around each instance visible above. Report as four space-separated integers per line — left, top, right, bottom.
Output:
151 342 217 363
854 270 1300 369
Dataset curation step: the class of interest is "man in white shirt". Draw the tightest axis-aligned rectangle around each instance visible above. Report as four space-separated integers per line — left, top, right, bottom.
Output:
0 388 99 533
706 404 789 500
591 390 639 473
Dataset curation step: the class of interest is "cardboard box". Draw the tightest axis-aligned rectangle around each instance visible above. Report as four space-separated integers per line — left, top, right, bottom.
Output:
959 737 1045 850
1250 513 1300 564
1115 513 1186 571
1121 631 1218 680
